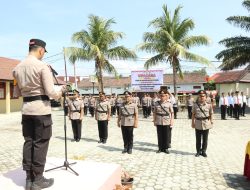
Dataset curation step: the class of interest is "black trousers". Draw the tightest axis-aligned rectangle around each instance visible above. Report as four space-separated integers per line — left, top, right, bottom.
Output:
156 125 170 150
173 107 178 119
195 129 209 153
228 104 233 117
111 106 116 116
98 120 108 141
142 106 148 118
71 119 82 140
147 106 151 116
89 106 95 117
22 114 52 175
187 106 192 119
234 104 241 119
121 126 134 150
116 106 120 116
242 103 246 116
220 105 227 119
84 106 88 115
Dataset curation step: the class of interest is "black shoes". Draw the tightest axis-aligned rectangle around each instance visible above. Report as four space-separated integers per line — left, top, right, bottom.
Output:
25 179 32 190
127 149 132 154
31 176 54 190
195 151 207 157
195 152 200 157
163 149 170 154
156 149 169 154
122 149 132 154
98 139 107 144
156 150 161 153
122 149 127 154
201 152 207 157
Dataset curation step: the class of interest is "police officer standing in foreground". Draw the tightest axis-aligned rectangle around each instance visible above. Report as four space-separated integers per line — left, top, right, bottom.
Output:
117 91 138 154
95 92 111 143
13 39 65 190
192 90 213 157
153 89 174 154
67 89 84 142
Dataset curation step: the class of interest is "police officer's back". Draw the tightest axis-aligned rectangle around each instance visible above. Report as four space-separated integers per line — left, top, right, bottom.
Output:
13 39 65 190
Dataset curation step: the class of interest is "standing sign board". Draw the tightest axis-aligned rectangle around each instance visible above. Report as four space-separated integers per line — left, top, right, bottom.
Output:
131 70 163 92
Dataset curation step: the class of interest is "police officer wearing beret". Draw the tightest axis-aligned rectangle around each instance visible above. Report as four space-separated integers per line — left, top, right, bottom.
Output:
117 91 138 154
192 90 213 157
95 92 111 143
13 39 65 190
67 89 84 142
153 90 174 154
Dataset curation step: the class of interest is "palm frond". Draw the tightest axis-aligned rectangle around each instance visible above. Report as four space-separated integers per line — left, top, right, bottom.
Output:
106 46 137 60
243 0 250 11
64 47 91 62
182 35 210 49
227 16 250 31
181 50 210 65
218 36 250 48
102 60 119 77
144 54 165 69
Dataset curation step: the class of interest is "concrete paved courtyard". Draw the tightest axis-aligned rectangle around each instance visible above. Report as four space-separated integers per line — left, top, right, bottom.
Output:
0 109 250 190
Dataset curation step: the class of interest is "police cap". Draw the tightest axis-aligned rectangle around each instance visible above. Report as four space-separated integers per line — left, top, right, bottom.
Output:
73 89 79 94
123 91 132 96
99 92 105 96
29 39 47 52
197 90 206 95
235 90 239 93
158 89 169 95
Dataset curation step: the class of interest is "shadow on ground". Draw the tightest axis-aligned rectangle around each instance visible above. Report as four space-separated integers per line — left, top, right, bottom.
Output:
223 173 250 190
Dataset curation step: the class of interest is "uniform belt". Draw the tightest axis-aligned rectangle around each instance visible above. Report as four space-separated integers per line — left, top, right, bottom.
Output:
72 110 80 113
156 113 169 116
96 110 107 113
23 95 49 102
121 114 134 117
196 117 209 120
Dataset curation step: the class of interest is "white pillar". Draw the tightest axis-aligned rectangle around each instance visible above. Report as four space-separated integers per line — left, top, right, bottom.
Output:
5 81 10 114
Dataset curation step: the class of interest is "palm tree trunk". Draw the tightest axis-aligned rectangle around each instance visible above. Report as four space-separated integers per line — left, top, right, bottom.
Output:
73 62 77 89
99 67 104 92
96 59 104 92
172 61 177 95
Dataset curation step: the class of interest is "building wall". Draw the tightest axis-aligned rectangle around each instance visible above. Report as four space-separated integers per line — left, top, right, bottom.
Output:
216 83 250 96
0 98 22 113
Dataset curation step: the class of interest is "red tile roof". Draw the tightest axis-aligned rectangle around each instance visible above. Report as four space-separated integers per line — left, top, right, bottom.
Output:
0 57 66 84
0 57 20 80
57 76 82 83
209 69 249 83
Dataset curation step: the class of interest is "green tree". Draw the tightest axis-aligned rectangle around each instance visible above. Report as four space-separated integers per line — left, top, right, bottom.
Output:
216 0 250 70
138 5 210 95
65 15 136 92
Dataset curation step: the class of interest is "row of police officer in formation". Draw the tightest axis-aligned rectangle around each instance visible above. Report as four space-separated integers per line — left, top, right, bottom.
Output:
218 91 248 120
66 89 213 157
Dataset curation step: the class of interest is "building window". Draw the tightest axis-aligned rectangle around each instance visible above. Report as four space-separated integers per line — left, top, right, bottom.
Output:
10 82 18 99
0 82 5 99
193 86 201 89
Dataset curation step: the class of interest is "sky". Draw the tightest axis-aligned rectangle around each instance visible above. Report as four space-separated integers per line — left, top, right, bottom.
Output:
0 0 249 77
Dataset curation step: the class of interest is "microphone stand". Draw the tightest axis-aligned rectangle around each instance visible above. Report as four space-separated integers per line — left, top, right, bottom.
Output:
45 48 79 176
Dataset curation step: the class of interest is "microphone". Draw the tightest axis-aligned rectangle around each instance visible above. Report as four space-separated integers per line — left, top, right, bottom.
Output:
48 65 58 75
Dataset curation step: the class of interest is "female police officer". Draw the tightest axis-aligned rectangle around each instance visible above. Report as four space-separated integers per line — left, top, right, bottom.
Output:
192 90 213 157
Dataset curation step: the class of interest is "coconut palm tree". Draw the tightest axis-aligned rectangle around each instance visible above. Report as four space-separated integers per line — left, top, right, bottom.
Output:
216 0 250 70
65 15 136 92
139 4 210 95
